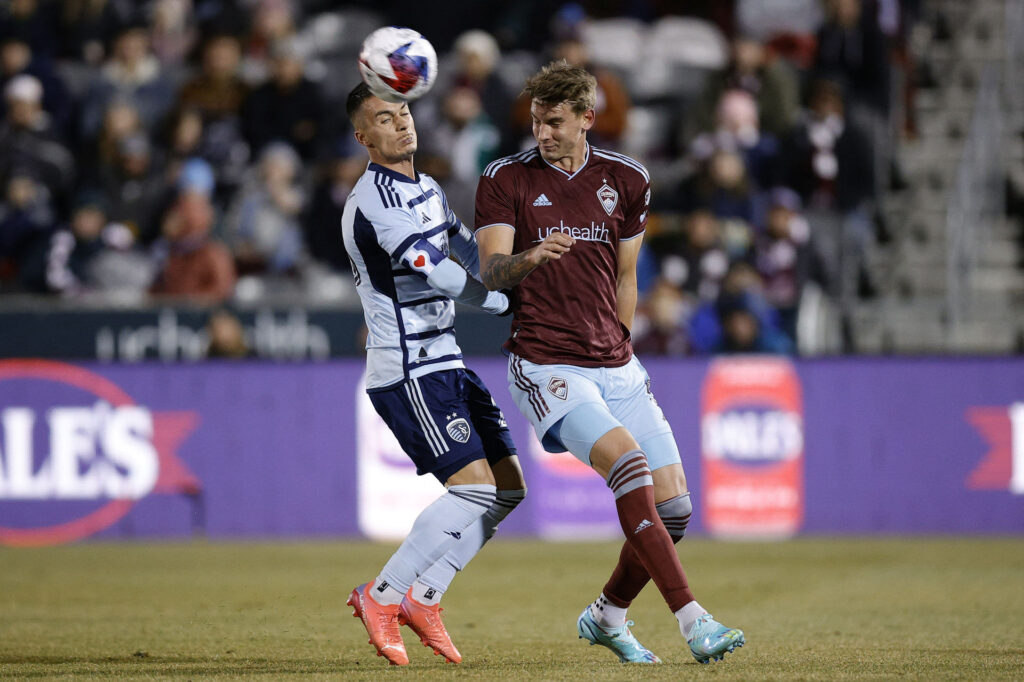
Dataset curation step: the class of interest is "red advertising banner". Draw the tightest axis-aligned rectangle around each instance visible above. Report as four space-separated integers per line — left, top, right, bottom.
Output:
701 357 804 539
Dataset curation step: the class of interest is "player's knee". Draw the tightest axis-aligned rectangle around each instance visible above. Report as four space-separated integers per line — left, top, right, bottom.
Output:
655 492 692 541
605 449 653 499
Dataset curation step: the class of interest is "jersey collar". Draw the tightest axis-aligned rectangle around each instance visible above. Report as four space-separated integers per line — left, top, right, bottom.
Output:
540 143 590 180
368 162 420 184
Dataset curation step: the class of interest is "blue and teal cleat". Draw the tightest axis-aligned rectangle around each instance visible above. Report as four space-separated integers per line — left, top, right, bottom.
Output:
576 607 661 664
687 613 745 663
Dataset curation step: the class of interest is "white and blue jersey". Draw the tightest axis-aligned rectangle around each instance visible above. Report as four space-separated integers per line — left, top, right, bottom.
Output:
342 163 485 392
341 162 515 481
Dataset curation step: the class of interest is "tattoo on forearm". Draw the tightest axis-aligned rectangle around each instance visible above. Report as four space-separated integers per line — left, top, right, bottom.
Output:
482 252 536 289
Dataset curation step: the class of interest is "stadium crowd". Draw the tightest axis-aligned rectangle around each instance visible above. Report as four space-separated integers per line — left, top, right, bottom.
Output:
0 0 920 355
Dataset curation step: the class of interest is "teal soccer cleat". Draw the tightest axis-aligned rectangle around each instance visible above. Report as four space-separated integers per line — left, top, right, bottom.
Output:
576 607 662 664
686 613 745 663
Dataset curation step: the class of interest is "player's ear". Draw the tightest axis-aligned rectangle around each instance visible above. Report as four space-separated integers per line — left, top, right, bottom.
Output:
353 128 372 149
581 108 596 131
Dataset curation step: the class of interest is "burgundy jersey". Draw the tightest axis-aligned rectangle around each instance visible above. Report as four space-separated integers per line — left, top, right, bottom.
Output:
474 145 651 367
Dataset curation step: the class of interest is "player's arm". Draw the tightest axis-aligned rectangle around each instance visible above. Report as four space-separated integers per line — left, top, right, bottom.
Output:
616 233 643 332
477 224 574 290
426 257 509 314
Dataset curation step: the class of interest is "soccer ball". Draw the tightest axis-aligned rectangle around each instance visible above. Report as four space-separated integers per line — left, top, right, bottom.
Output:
358 27 437 103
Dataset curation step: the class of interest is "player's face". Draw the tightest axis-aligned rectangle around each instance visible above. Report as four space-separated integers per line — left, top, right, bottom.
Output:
356 97 417 163
530 100 594 166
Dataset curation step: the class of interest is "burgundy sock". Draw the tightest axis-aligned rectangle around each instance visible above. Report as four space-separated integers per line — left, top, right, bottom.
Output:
605 451 695 612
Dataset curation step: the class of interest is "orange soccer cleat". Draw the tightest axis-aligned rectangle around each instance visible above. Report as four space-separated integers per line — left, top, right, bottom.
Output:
398 593 463 663
347 583 409 666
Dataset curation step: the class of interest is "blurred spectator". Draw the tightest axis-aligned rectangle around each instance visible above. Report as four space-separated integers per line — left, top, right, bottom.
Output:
782 79 874 214
419 86 501 221
0 75 75 205
815 0 891 117
304 152 363 273
0 0 59 59
30 190 150 297
93 98 143 172
0 35 73 140
446 29 516 153
239 0 298 86
0 168 56 290
205 307 249 358
57 0 130 65
223 142 305 275
177 30 251 186
689 89 781 191
177 32 248 122
690 35 800 139
631 278 691 356
149 0 198 73
688 262 794 354
782 79 875 313
753 187 817 341
78 21 177 144
736 0 823 69
99 133 169 244
241 37 325 161
649 208 730 302
679 147 757 234
150 158 235 301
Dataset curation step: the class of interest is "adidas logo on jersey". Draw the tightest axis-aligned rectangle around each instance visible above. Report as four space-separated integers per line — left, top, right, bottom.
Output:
634 519 654 534
533 193 552 207
420 212 431 224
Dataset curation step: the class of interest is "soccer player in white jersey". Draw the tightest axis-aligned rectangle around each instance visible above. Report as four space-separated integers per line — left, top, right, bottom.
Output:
474 62 745 664
341 82 526 666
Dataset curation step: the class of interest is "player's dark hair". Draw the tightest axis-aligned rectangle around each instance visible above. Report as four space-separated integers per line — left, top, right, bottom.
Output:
522 60 597 116
346 81 375 124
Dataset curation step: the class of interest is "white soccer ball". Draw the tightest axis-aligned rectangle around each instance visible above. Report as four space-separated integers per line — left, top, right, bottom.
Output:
358 27 438 103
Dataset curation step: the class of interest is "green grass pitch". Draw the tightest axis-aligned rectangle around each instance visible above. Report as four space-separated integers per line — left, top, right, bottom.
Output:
2 538 1023 680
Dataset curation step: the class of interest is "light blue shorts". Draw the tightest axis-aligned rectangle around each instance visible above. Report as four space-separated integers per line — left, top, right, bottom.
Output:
506 353 680 470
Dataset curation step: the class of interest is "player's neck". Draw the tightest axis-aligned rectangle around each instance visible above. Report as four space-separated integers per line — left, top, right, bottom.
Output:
550 140 588 174
372 155 417 180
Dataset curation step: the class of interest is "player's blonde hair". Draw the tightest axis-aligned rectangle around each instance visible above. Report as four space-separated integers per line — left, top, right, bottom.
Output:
522 60 597 116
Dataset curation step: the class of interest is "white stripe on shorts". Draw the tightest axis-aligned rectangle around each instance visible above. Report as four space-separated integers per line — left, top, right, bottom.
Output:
405 378 449 457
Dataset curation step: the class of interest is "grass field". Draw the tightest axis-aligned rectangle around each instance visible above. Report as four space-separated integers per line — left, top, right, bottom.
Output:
2 538 1023 680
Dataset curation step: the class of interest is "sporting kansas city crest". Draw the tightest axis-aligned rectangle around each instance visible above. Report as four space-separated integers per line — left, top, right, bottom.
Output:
446 416 472 443
597 183 619 216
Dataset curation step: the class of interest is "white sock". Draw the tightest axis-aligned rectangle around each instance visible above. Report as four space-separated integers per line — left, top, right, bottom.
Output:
371 577 406 606
414 488 526 601
374 484 496 606
675 600 708 639
589 593 628 629
408 580 443 606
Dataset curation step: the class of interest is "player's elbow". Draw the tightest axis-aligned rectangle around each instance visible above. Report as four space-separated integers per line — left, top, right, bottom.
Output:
480 260 501 290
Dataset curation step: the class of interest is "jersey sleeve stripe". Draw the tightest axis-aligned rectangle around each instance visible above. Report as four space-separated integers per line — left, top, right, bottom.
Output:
483 148 538 178
400 295 448 307
620 230 646 241
476 222 516 232
391 234 422 260
592 149 650 183
405 326 455 341
408 188 438 208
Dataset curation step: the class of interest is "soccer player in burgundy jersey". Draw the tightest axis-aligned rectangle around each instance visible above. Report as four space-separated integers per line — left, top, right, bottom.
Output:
474 62 745 664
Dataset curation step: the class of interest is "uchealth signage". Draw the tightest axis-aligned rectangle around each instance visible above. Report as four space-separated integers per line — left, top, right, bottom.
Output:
0 360 200 546
700 357 804 539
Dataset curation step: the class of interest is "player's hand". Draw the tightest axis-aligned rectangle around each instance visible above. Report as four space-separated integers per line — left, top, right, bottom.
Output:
528 232 574 267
